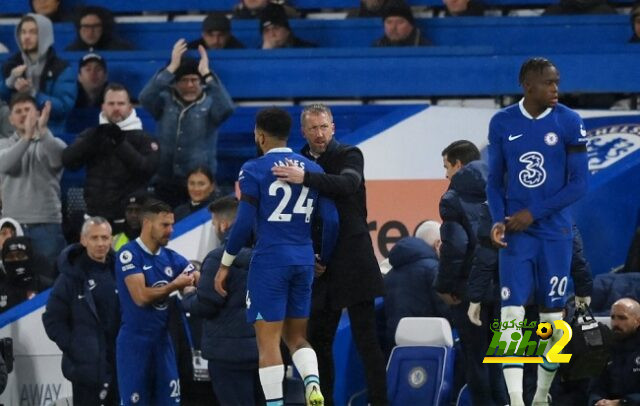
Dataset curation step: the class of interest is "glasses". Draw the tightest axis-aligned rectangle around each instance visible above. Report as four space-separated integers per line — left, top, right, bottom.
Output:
80 24 103 30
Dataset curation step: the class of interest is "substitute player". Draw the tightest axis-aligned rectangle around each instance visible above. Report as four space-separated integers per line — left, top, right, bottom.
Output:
215 107 339 406
486 57 589 406
116 199 197 405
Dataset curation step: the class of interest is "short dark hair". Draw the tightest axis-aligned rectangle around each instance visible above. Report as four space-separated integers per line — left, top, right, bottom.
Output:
256 107 292 141
442 140 480 166
519 57 556 85
140 198 172 219
103 83 131 101
187 165 215 184
17 15 36 33
9 93 37 110
0 221 16 234
75 5 109 27
208 195 238 219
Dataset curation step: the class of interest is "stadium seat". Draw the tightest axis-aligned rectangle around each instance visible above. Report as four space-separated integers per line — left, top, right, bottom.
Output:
386 317 455 406
456 384 472 406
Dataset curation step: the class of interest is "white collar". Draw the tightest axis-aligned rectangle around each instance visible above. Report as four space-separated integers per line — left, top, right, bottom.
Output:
265 147 293 154
99 108 143 131
518 98 552 120
135 237 161 256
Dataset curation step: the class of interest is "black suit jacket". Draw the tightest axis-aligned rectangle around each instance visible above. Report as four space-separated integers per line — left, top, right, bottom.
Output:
302 139 384 310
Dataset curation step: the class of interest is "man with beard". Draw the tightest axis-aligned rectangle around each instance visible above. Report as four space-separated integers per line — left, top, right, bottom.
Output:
0 14 76 135
139 41 234 208
215 108 338 406
181 196 261 405
588 298 640 406
115 199 198 406
62 83 159 235
272 104 388 405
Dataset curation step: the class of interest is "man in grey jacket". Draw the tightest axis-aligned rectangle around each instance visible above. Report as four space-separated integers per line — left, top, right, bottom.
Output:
139 39 234 207
0 94 66 266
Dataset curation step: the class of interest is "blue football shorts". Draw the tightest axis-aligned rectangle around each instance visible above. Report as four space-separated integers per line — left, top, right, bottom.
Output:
117 329 180 406
246 264 314 322
499 231 572 308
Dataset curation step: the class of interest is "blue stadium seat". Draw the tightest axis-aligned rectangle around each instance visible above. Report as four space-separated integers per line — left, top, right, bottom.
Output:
386 317 455 406
456 384 473 406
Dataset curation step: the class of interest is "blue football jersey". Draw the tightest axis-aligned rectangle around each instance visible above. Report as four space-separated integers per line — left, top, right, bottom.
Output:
226 147 336 266
116 238 192 333
487 100 588 239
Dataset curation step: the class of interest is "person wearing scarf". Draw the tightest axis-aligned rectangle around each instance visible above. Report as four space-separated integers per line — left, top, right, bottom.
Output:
62 84 159 235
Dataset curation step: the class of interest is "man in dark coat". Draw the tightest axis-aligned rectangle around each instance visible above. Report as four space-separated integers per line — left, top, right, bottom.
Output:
272 104 387 405
588 298 640 405
383 232 448 357
42 217 119 405
435 140 509 406
62 83 159 234
181 196 261 406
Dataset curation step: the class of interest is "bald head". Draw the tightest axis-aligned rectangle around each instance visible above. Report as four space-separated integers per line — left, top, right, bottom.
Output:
611 298 640 338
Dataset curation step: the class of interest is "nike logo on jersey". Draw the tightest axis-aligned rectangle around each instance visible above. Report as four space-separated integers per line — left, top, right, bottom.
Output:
508 133 524 141
143 265 152 270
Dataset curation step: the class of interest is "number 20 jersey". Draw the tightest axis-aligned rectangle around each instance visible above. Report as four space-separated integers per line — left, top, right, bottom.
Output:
238 148 325 266
487 101 588 240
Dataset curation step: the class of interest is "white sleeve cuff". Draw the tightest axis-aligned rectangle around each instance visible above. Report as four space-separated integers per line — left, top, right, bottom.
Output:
221 251 236 267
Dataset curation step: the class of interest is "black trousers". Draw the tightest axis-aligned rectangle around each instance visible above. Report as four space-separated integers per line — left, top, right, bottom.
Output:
308 300 388 406
72 382 117 406
451 302 509 406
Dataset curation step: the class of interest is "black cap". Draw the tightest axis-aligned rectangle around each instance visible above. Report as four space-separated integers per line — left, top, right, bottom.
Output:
260 3 290 33
632 4 640 19
126 190 154 207
79 53 107 70
383 3 415 25
203 13 231 33
173 57 201 80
